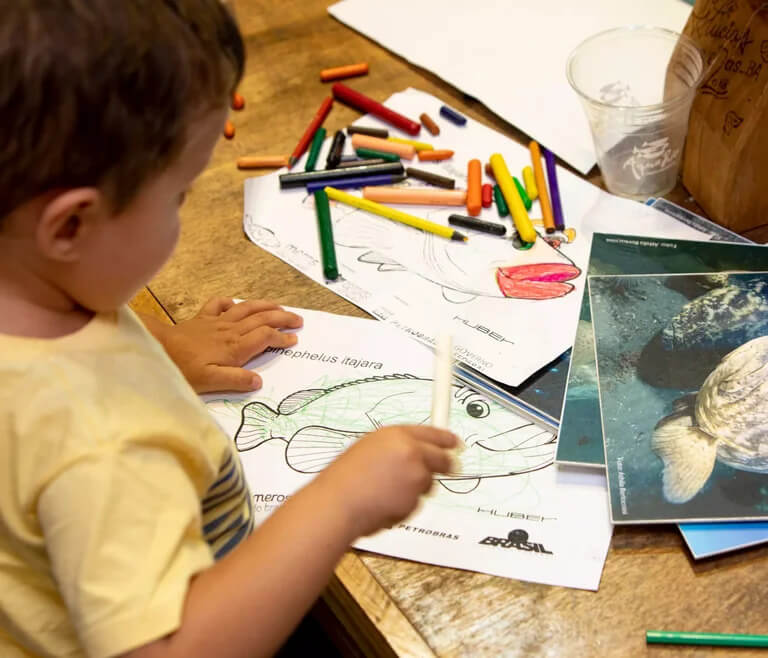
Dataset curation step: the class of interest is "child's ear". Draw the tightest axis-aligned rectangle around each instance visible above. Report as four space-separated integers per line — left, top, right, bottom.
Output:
36 188 103 262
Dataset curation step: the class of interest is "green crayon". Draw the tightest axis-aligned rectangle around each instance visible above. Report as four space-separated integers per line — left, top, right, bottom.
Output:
513 176 532 210
305 127 326 172
313 189 339 280
354 147 401 162
493 184 509 217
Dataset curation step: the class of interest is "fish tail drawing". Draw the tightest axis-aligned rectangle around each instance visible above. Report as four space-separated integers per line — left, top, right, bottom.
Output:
285 426 365 473
651 409 718 504
235 401 279 451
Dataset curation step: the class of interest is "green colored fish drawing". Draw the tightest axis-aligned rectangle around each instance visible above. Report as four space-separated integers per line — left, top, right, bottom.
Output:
235 375 555 493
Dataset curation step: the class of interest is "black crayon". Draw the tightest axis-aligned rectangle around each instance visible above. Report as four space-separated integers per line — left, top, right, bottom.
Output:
346 125 389 139
334 158 387 169
448 214 506 236
405 167 455 189
325 130 346 169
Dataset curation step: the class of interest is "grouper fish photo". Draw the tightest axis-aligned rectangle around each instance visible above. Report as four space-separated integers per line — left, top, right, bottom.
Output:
234 375 556 493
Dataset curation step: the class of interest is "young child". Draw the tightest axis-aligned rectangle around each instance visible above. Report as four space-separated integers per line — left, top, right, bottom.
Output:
0 2 457 657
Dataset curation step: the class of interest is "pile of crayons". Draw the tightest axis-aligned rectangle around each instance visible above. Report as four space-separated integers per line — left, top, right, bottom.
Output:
236 63 571 282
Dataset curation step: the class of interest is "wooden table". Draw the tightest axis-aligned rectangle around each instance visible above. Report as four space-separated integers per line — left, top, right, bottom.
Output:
131 2 768 655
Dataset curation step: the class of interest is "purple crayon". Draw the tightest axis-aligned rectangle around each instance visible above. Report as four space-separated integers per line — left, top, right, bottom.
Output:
543 148 565 231
306 173 406 194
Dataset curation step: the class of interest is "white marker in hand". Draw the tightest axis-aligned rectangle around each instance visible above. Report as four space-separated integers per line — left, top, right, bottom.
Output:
430 333 453 429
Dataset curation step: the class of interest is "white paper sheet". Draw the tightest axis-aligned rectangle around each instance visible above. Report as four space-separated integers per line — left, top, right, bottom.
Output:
328 0 692 174
244 89 707 386
205 307 613 590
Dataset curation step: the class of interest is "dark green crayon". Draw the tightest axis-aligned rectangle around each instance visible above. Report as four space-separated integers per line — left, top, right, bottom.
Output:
347 125 389 138
313 189 339 281
513 176 532 210
304 127 326 172
355 147 400 162
405 167 455 189
647 631 768 648
493 184 509 217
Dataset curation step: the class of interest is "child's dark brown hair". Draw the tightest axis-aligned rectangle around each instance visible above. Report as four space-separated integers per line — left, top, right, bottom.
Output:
0 0 244 224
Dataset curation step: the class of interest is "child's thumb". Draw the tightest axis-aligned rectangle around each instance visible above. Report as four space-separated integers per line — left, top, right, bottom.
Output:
196 366 262 394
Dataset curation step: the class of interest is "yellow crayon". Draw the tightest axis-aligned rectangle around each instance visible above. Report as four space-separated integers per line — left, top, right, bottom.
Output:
489 154 537 243
522 166 539 200
387 136 435 151
324 187 467 242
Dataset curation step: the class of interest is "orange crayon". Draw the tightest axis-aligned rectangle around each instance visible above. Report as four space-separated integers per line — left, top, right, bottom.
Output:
466 159 482 216
529 141 555 233
419 112 440 136
350 134 415 160
223 119 235 139
320 62 369 82
417 149 454 162
237 155 289 169
231 92 245 110
362 186 467 206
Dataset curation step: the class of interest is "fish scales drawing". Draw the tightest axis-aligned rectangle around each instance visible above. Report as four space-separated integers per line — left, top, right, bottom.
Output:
235 375 556 493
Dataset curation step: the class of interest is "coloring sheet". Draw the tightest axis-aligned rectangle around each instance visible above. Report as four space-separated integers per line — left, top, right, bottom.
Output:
244 88 707 387
328 0 692 174
204 308 613 590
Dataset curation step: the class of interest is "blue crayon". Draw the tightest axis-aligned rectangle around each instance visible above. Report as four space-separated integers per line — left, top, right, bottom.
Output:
439 104 467 126
306 173 406 194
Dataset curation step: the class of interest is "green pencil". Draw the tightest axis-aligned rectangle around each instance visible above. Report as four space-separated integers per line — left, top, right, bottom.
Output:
513 176 532 211
304 127 326 172
646 630 768 648
313 189 339 281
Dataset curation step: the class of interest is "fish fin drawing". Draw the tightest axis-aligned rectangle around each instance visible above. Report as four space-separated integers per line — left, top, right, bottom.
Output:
652 410 718 504
365 412 382 430
358 250 407 272
235 401 279 451
441 287 477 304
285 426 365 473
438 478 481 494
278 389 327 414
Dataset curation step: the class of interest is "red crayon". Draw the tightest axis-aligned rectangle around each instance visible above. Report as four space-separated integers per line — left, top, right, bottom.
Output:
466 159 482 216
481 183 493 208
332 83 420 136
289 96 333 168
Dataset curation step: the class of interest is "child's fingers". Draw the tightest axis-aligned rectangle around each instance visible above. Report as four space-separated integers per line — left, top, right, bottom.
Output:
195 366 262 394
234 327 298 362
418 442 456 475
197 296 236 318
402 426 458 449
221 299 282 322
236 310 303 335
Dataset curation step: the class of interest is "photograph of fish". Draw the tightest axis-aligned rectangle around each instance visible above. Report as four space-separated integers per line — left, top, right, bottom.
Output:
234 374 556 494
590 271 768 523
557 234 768 469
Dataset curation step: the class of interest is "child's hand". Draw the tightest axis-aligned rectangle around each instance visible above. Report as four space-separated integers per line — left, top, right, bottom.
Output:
144 297 303 393
316 425 458 538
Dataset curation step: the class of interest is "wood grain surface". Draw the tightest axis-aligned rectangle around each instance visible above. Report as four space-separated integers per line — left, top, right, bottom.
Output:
137 1 768 655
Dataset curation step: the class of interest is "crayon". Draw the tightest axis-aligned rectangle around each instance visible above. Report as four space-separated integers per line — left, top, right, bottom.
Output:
223 120 235 139
544 147 566 231
362 186 467 206
646 631 768 648
237 155 289 169
513 176 532 210
325 187 467 242
320 62 369 82
529 141 555 234
335 158 387 169
417 149 454 162
466 159 482 216
332 83 420 135
306 174 406 194
448 214 506 236
484 162 496 179
522 165 538 200
313 189 339 281
419 113 440 136
489 153 537 243
325 130 346 169
354 147 401 162
350 134 415 160
405 167 455 189
289 96 333 168
481 183 493 208
304 127 326 172
439 105 467 126
347 125 389 139
279 161 404 189
231 92 245 110
493 184 509 217
388 136 434 151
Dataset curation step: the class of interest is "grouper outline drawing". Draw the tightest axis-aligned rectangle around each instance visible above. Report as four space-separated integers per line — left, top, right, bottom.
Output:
233 374 556 493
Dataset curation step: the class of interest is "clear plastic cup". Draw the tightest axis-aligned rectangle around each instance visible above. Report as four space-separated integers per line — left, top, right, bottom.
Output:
566 26 704 199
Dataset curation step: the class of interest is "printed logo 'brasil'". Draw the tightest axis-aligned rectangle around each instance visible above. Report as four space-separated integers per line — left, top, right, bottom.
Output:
478 529 553 554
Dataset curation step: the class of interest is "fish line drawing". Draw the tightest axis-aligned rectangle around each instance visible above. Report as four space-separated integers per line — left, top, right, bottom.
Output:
296 195 581 304
234 374 556 494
